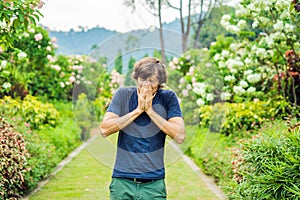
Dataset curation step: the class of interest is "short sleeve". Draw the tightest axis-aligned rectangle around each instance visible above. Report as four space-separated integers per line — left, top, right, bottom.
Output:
166 91 182 119
106 88 124 116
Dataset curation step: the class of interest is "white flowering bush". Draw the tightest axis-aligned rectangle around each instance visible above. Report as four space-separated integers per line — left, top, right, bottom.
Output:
169 49 224 108
218 0 300 104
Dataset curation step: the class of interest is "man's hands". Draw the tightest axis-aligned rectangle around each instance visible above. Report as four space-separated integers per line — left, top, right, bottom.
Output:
137 82 156 114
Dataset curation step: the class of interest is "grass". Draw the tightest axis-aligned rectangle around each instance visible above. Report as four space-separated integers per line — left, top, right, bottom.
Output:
29 134 220 200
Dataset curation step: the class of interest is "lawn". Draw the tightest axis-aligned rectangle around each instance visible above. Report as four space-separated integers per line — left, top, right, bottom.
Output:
28 134 221 200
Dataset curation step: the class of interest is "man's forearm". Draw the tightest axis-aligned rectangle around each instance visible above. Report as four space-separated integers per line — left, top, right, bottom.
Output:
100 108 143 137
146 108 185 143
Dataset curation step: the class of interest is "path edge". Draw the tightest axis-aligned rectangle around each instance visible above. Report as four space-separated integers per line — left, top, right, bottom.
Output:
21 135 97 200
170 142 227 200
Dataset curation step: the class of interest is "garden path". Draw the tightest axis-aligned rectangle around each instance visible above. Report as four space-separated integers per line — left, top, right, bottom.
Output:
23 129 226 200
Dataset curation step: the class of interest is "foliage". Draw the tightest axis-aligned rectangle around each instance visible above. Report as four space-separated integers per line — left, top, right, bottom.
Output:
194 5 235 48
73 93 94 141
199 97 295 135
124 56 136 86
0 0 43 52
0 95 60 129
185 126 236 185
218 0 300 104
0 118 30 199
226 120 300 199
114 49 123 74
0 25 57 98
1 101 81 194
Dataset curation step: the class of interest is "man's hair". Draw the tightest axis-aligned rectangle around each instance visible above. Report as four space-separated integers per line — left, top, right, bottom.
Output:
132 57 167 88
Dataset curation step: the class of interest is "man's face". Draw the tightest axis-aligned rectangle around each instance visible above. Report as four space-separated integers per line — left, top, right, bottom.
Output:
137 74 159 95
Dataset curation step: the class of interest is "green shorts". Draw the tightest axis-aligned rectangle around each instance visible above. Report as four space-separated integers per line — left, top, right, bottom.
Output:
109 178 167 200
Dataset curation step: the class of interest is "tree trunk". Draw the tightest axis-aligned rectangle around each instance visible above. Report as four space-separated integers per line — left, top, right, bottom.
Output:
158 0 166 65
180 0 191 52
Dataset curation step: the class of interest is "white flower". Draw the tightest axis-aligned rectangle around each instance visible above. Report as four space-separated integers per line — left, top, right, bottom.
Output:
235 5 249 17
182 89 189 97
247 73 261 83
50 65 61 71
224 75 235 82
221 50 230 58
210 42 216 46
221 15 231 22
264 36 274 47
0 20 7 29
191 77 196 83
189 66 195 75
237 20 247 29
60 82 65 88
69 76 76 83
255 48 268 59
46 46 52 51
168 61 177 70
185 84 192 90
206 93 214 101
23 32 30 37
252 20 259 28
247 87 256 93
244 58 252 65
185 55 191 60
229 43 238 50
233 86 245 95
273 20 284 31
240 80 249 88
196 98 205 106
1 60 7 68
226 59 244 69
2 82 11 89
179 77 185 84
193 87 206 97
220 92 231 101
244 70 253 76
17 52 27 59
214 53 221 61
218 61 226 68
29 28 35 33
34 33 43 41
285 24 295 33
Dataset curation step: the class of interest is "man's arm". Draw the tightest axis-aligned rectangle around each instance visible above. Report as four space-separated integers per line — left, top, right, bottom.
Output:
99 108 143 137
146 108 186 144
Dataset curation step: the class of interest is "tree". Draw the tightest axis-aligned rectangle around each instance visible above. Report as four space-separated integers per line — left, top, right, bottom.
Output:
166 0 192 52
124 0 166 64
125 56 136 86
192 0 224 48
114 49 123 74
125 35 140 51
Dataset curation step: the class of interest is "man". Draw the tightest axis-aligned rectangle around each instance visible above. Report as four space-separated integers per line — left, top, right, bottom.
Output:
100 57 186 200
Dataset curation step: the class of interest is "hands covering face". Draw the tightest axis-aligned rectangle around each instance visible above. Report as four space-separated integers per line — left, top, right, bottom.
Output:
137 81 156 113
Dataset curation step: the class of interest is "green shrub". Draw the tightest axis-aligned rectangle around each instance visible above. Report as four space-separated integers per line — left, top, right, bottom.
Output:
199 97 294 135
74 93 94 141
185 126 236 184
0 95 60 129
23 101 81 192
226 120 300 199
0 118 30 199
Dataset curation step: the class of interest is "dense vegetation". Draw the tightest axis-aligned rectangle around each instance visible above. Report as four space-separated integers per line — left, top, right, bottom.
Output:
0 0 299 199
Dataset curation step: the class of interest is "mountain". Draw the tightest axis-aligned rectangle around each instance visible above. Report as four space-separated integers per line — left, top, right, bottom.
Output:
48 18 184 55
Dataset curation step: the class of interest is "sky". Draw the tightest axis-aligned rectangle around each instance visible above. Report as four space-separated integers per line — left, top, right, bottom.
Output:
39 0 182 33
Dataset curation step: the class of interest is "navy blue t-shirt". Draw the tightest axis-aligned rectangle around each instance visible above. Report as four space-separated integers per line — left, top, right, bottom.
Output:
107 87 182 179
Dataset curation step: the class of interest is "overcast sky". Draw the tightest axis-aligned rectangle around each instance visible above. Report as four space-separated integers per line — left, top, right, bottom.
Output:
39 0 183 32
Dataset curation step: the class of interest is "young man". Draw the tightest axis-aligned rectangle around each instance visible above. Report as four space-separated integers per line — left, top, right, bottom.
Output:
100 57 186 200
